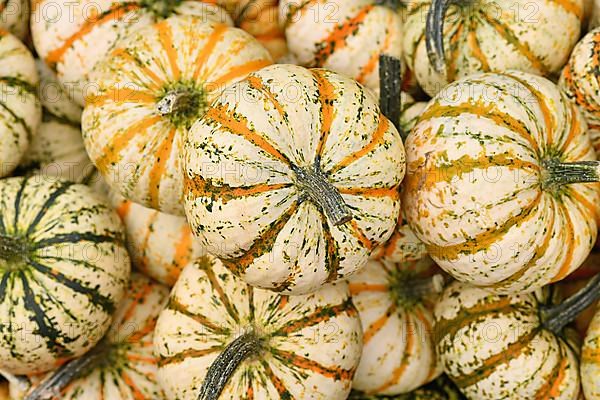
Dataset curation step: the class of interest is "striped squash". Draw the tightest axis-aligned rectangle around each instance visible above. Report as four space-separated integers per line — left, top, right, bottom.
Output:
349 375 465 399
0 177 130 375
0 31 41 178
0 0 28 40
349 258 442 395
154 255 363 399
403 0 583 96
399 92 426 138
582 305 600 399
82 16 272 215
403 71 600 294
434 279 598 400
279 0 403 91
11 273 169 400
370 218 427 264
31 0 233 106
110 192 205 286
560 27 600 155
184 64 405 295
35 59 82 125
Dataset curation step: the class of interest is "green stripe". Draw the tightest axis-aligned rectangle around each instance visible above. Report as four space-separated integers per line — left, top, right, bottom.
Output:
12 176 29 231
0 76 36 95
0 97 32 140
0 273 9 304
26 181 74 237
32 232 120 250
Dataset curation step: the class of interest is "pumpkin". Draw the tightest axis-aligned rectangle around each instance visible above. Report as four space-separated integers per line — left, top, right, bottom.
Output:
10 273 169 400
82 16 272 215
349 257 442 395
582 303 600 399
403 0 583 96
399 92 427 138
154 255 362 399
31 0 233 106
560 27 600 155
0 177 130 375
35 59 82 124
0 0 28 40
370 218 428 264
110 192 205 286
279 0 403 91
434 275 600 399
0 31 41 178
183 64 405 295
403 70 600 294
349 374 465 399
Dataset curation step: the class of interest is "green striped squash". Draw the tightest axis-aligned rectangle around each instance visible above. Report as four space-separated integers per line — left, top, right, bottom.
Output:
109 192 205 286
403 70 600 294
349 374 465 399
0 31 41 178
435 280 582 400
399 93 426 138
279 0 403 91
11 273 169 400
82 16 272 215
31 0 233 106
0 0 28 40
35 60 82 125
560 27 600 155
154 255 363 399
184 64 405 295
582 305 600 399
349 258 442 395
0 177 130 375
403 0 583 96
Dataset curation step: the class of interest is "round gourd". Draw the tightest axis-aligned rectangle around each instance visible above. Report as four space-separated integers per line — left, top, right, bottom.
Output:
435 276 600 399
560 27 600 155
11 273 169 400
279 0 403 91
154 255 363 399
184 64 405 295
35 60 82 124
83 16 272 215
31 0 233 106
110 192 205 286
349 257 442 395
582 304 600 399
0 0 28 40
399 92 426 138
349 374 465 399
403 0 583 96
403 70 600 294
0 177 130 375
370 218 428 263
0 31 41 178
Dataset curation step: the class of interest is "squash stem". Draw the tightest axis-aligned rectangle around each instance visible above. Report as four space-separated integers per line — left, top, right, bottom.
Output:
425 0 462 73
157 90 198 116
292 161 352 226
540 272 600 334
198 331 263 400
542 159 600 188
379 54 402 135
375 0 402 10
392 273 444 308
23 340 109 400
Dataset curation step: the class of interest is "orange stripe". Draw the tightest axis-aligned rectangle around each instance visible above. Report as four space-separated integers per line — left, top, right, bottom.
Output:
185 173 291 203
446 23 465 82
110 48 164 91
156 20 180 80
550 206 575 282
273 350 354 380
205 104 291 164
86 88 156 108
95 115 162 174
120 371 145 400
355 12 394 84
534 357 568 399
569 188 600 225
561 104 581 151
363 304 396 344
212 59 272 86
312 70 336 157
467 24 489 71
582 346 600 363
414 307 438 381
261 361 291 397
204 266 239 321
338 185 400 198
148 127 177 209
193 23 228 80
554 0 583 19
159 346 222 367
276 301 355 335
329 115 388 174
170 226 193 284
247 75 286 120
115 199 132 219
374 313 415 391
350 220 375 250
46 3 141 67
348 282 388 294
126 354 157 364
121 283 154 324
127 317 158 343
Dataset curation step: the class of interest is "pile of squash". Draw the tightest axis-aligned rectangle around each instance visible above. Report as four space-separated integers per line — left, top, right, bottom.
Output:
3 0 600 399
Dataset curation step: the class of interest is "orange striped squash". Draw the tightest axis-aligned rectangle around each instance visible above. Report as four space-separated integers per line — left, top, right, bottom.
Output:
31 0 233 106
0 31 41 178
154 255 363 399
10 273 169 400
110 192 205 286
435 280 583 400
184 64 405 295
403 70 600 294
279 0 402 91
560 27 600 155
582 305 600 399
349 257 442 395
82 16 273 215
0 0 28 40
35 59 82 125
403 0 583 96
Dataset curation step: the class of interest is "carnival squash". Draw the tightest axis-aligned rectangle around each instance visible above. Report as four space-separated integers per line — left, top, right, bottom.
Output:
403 0 583 95
349 374 465 399
154 255 363 399
31 0 233 105
0 0 28 40
35 60 82 125
435 276 600 399
279 0 402 91
82 16 272 215
349 257 442 395
403 70 600 294
11 273 169 400
184 64 405 295
582 303 600 399
0 177 130 375
560 27 600 155
0 31 41 178
110 192 205 286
